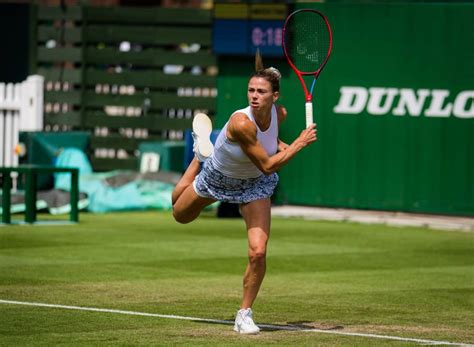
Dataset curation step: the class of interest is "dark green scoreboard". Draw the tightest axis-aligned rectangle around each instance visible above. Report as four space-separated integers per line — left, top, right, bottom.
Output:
213 3 287 56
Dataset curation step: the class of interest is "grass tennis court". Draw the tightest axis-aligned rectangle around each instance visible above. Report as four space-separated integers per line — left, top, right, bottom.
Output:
1 211 473 346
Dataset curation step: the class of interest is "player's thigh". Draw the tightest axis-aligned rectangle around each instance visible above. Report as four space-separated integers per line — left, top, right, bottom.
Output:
173 185 216 216
240 198 271 251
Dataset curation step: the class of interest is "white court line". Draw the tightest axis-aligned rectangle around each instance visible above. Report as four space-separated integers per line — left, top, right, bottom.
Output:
1 299 472 346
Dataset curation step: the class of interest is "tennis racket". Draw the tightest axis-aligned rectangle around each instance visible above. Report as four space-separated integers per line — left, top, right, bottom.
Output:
282 9 333 128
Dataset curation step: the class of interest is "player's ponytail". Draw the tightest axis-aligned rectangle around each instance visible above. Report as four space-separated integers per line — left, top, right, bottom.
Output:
252 49 281 92
255 49 264 72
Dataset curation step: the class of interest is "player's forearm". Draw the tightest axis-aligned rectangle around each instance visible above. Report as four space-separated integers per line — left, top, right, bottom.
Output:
277 139 289 152
260 140 305 175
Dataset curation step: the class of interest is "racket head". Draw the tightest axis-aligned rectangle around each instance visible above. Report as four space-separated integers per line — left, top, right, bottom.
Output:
282 9 333 77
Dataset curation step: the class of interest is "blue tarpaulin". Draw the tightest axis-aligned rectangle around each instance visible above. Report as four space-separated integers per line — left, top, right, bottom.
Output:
54 148 175 213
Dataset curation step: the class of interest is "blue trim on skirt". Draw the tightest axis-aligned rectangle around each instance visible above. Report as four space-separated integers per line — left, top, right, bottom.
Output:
193 159 278 204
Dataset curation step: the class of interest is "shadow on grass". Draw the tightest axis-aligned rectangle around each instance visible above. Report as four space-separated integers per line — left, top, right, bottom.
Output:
260 321 344 332
193 318 344 332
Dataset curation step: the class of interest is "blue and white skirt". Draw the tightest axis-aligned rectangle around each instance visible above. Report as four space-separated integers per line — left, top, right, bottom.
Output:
193 159 279 204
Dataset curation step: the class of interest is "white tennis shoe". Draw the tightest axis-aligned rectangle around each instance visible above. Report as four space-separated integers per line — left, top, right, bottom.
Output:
192 112 214 162
233 308 260 335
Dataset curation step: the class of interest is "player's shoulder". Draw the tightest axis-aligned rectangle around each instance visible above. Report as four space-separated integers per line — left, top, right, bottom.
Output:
276 105 287 124
229 112 254 129
228 112 256 141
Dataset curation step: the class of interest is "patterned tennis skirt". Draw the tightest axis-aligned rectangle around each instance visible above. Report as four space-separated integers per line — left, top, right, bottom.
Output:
193 159 279 204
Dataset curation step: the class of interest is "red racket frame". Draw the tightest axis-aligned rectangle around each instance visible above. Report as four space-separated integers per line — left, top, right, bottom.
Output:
282 9 333 103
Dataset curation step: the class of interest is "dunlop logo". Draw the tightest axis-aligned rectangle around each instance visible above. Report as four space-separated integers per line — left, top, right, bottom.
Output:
333 87 474 118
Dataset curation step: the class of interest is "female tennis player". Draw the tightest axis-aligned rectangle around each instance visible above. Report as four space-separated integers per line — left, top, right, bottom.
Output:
172 53 317 334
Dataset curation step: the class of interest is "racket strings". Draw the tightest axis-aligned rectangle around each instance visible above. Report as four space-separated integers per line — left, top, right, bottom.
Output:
284 11 331 74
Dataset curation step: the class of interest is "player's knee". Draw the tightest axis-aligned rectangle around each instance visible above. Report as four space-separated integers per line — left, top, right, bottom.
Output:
172 208 192 224
249 249 267 263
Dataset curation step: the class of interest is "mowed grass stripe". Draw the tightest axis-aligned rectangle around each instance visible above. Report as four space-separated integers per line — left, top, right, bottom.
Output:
1 299 473 346
0 211 473 345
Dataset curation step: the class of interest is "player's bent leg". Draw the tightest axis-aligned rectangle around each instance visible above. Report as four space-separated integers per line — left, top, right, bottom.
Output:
172 158 201 205
172 184 216 224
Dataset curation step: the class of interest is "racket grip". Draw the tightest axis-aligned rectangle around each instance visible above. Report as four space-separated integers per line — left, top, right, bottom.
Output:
305 102 313 128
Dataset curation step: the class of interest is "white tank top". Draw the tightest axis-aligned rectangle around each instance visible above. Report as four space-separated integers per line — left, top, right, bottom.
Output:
211 105 278 179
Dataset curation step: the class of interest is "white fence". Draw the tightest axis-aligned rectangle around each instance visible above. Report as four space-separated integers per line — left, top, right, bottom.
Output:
0 75 44 167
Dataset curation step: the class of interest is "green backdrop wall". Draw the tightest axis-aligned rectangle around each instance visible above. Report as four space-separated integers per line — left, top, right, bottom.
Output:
216 3 474 216
32 5 216 171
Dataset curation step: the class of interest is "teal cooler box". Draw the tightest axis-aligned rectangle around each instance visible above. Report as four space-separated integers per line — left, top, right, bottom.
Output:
19 131 90 189
139 141 185 173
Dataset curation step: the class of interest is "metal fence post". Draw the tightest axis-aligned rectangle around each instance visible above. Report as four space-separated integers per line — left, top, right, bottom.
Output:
1 170 12 224
70 169 79 222
24 168 37 223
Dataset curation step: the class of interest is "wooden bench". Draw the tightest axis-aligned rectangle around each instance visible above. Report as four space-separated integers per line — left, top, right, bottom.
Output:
1 165 79 224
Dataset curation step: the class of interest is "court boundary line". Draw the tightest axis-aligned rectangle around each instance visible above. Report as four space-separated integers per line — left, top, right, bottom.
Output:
1 299 472 346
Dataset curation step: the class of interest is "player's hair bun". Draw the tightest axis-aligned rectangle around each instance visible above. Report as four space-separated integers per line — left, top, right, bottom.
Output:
265 67 282 81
